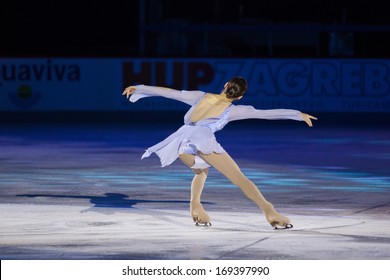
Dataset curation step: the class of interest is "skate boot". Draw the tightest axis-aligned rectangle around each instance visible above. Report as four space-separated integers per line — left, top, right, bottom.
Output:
264 202 293 230
191 202 211 226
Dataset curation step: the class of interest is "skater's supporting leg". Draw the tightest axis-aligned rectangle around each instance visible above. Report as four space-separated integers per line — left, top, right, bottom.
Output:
179 154 210 224
179 153 209 201
198 152 290 226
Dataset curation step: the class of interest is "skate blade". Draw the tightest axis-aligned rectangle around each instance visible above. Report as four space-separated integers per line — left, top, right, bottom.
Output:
193 217 212 227
195 222 212 227
271 221 293 230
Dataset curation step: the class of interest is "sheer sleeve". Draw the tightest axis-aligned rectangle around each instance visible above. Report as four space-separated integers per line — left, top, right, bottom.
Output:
228 105 304 122
129 85 205 106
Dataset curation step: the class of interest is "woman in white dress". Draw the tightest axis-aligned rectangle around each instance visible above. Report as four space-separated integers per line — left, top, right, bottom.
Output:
123 77 317 229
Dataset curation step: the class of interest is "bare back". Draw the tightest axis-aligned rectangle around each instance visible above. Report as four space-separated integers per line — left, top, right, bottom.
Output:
189 94 231 123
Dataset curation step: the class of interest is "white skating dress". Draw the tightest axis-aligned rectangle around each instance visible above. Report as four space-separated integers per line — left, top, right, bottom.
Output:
130 85 304 169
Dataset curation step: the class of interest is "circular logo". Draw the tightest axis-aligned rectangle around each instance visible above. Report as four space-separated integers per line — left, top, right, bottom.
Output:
9 84 42 109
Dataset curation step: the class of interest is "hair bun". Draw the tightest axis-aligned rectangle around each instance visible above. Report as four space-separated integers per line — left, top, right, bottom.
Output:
226 88 235 97
225 77 248 99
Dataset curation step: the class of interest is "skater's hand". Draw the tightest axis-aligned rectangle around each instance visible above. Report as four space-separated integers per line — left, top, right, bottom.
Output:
122 86 137 99
301 113 318 127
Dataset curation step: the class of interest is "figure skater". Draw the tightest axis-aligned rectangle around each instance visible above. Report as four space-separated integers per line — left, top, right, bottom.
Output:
122 77 317 229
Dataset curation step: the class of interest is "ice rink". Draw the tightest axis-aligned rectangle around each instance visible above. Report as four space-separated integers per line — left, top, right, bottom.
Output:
0 121 389 260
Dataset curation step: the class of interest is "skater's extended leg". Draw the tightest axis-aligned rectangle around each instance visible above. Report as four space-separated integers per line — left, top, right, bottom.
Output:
199 152 268 209
179 154 211 225
199 152 291 228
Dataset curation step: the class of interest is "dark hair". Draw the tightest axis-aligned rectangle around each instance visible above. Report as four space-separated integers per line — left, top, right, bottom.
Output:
225 77 248 99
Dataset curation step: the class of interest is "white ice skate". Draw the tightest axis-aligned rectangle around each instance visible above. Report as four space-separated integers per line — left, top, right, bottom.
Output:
264 202 293 230
191 202 212 227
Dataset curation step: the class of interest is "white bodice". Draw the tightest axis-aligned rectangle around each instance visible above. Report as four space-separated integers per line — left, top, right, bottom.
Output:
183 103 231 133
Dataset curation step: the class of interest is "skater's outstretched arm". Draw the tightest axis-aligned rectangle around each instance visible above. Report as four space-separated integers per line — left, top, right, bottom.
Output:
300 112 317 127
123 85 205 106
228 105 317 127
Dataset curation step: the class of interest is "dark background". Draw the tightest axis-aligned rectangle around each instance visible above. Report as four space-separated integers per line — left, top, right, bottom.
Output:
1 0 390 58
1 0 389 125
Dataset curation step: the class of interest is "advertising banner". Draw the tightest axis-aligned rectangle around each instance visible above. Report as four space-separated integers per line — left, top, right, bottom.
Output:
1 58 389 112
